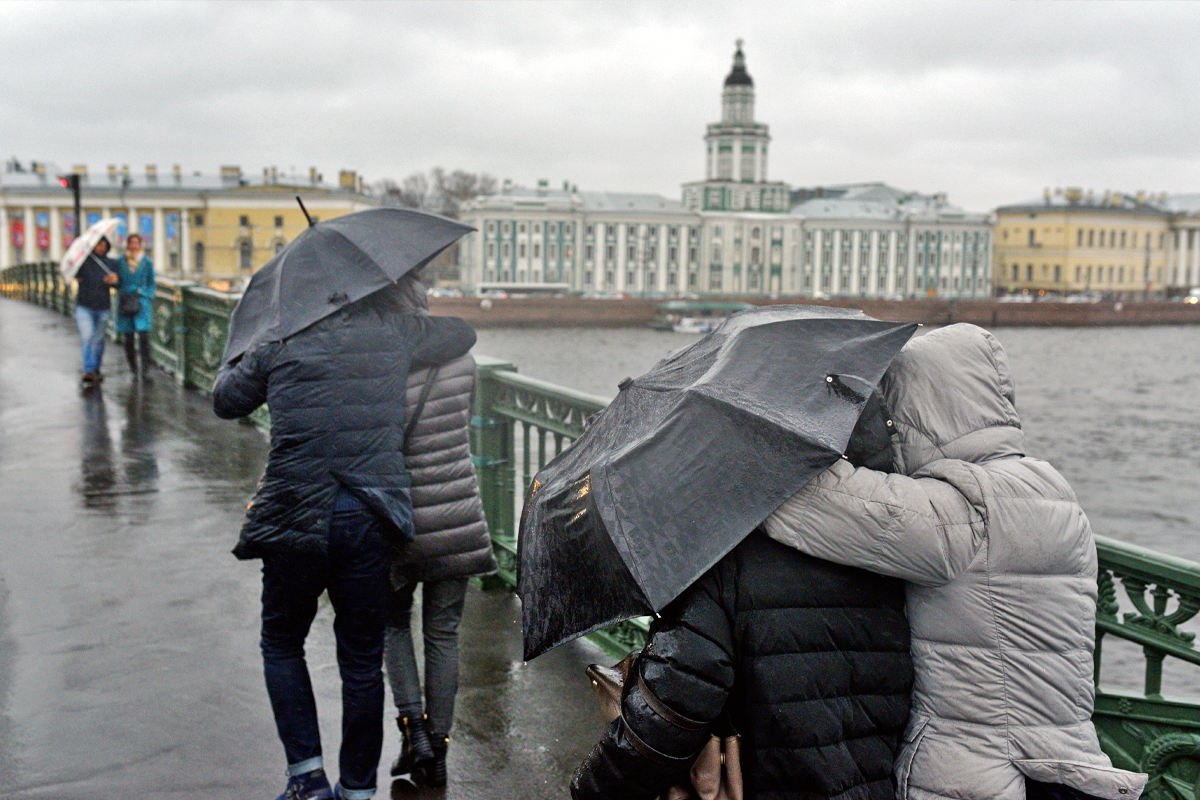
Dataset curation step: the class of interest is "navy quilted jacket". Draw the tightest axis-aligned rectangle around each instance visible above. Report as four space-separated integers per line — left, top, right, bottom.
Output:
212 297 475 559
571 531 913 800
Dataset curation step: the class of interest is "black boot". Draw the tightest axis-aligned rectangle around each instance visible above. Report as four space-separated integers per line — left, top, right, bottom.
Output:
138 332 153 382
390 714 434 777
413 727 448 789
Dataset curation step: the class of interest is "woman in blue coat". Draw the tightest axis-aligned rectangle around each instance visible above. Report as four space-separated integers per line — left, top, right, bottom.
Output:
115 233 156 381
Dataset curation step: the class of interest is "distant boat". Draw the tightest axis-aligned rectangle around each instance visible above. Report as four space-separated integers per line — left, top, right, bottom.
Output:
649 300 755 334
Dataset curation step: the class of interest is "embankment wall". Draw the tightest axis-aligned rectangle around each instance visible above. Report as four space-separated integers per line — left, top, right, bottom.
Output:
428 296 1200 328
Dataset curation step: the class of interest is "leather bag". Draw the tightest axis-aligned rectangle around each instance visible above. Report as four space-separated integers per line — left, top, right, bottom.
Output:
587 652 743 800
118 291 141 318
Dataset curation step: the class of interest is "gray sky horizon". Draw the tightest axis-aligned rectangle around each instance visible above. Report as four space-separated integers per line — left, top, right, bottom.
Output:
2 0 1198 213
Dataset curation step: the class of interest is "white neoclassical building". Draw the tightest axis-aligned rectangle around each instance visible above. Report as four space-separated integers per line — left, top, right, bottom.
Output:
460 43 995 299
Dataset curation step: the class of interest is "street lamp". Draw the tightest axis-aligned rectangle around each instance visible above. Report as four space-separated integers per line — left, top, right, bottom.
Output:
58 173 81 244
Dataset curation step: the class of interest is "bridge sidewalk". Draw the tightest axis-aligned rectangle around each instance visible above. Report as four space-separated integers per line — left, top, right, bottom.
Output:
0 298 606 799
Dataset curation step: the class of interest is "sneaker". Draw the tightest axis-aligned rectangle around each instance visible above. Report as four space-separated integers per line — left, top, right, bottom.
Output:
390 714 435 777
276 768 334 800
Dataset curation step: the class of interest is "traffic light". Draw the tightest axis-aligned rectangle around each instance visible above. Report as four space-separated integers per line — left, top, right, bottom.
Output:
58 174 82 239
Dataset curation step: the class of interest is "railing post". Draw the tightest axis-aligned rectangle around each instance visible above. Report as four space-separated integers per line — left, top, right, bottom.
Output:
175 282 195 386
473 358 518 588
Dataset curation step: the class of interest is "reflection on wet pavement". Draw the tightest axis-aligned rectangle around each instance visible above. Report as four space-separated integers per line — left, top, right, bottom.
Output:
0 299 604 799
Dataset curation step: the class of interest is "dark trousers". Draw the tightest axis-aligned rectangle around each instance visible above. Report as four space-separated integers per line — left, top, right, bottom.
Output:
383 576 469 737
260 508 389 791
123 330 150 373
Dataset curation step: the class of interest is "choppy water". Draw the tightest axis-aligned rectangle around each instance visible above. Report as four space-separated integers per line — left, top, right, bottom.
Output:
476 324 1200 694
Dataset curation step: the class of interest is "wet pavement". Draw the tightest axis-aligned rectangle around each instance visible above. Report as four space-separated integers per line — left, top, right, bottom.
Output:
0 299 608 799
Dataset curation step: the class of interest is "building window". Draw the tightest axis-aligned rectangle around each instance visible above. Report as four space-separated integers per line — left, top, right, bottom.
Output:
240 215 250 228
487 222 496 234
628 225 638 237
689 247 697 263
1054 265 1061 282
549 243 557 260
1012 265 1019 282
647 245 656 261
668 272 677 286
1026 264 1033 281
1120 231 1127 248
532 243 540 258
606 224 616 238
584 270 593 284
585 244 595 260
563 224 572 235
518 223 526 234
533 223 541 234
669 246 678 263
502 221 511 235
1088 230 1094 246
688 272 697 287
1119 266 1125 283
239 239 252 270
627 271 635 286
1075 266 1081 283
194 213 204 227
586 224 594 236
194 242 205 271
487 242 496 258
605 244 615 261
274 215 283 228
647 271 656 286
712 245 722 262
627 245 637 261
710 272 722 290
1077 229 1083 246
518 243 526 258
502 242 511 259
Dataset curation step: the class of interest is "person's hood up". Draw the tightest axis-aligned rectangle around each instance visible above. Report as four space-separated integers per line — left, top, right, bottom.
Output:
880 323 1025 475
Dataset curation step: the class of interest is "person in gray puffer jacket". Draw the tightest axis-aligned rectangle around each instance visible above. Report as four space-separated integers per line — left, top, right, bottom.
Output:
382 276 498 789
763 324 1146 800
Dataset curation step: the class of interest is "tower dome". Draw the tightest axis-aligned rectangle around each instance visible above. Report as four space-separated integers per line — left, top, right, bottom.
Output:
724 39 753 87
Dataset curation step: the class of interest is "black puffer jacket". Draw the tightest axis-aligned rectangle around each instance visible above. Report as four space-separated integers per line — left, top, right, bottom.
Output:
212 296 475 559
391 353 498 582
571 531 913 800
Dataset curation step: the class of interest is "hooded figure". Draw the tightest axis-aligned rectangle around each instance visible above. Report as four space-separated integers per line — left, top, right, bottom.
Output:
763 324 1146 800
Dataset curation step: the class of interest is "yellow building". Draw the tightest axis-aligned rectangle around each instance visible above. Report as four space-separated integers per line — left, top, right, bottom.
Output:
0 162 376 287
994 188 1171 300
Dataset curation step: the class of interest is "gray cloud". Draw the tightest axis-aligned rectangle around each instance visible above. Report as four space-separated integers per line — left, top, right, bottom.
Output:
2 0 1198 211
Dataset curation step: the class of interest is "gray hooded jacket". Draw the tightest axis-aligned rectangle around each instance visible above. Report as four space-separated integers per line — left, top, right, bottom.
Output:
763 324 1146 800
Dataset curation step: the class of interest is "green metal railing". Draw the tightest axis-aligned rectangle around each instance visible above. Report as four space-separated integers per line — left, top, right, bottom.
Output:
5 261 1200 795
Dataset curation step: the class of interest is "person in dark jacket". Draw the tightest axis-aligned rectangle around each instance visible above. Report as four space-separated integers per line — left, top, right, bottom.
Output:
571 397 913 800
381 277 498 788
212 280 475 800
74 236 119 384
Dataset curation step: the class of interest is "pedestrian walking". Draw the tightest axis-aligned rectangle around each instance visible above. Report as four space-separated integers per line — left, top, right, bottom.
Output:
381 276 497 789
213 280 475 800
764 324 1147 800
115 233 156 382
73 237 119 384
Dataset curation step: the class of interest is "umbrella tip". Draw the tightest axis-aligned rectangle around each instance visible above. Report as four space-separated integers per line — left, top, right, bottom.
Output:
296 196 315 227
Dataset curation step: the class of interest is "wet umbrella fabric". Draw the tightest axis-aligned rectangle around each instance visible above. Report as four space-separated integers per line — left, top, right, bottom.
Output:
517 304 918 660
221 207 473 364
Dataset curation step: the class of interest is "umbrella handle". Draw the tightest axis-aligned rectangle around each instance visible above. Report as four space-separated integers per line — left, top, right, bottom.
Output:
296 196 315 227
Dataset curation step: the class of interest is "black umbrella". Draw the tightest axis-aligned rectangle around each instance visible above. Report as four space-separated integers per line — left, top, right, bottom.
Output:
517 304 917 660
221 206 473 363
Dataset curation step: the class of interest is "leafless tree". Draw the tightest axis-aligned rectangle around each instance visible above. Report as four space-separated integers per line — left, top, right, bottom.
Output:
374 168 498 283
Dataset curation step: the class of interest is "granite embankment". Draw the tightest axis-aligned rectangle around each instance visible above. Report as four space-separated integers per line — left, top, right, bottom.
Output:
429 295 1200 328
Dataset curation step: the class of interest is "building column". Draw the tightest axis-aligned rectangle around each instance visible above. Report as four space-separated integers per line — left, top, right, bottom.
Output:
0 205 9 269
23 204 35 263
50 203 62 260
1190 227 1199 288
848 231 862 296
153 206 165 271
1173 228 1184 287
180 207 191 275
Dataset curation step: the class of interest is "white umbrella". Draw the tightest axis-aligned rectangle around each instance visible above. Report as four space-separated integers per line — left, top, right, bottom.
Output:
60 218 122 281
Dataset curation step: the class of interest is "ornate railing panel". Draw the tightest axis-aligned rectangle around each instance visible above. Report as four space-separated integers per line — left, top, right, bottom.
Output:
5 261 1200 786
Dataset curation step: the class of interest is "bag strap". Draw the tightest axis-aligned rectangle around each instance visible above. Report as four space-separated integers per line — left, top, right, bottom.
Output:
637 672 707 732
403 365 441 449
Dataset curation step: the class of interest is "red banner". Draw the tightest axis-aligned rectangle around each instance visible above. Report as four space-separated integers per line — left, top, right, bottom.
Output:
9 218 23 250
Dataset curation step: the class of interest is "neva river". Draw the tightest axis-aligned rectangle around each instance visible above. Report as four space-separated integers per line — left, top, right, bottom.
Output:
476 324 1200 694
476 325 1200 561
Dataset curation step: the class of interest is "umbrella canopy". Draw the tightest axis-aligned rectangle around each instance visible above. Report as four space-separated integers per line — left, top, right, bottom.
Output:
517 304 918 660
221 207 473 364
60 218 122 281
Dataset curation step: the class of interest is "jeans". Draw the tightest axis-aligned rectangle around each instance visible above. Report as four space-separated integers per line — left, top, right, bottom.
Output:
74 306 109 373
383 576 468 737
260 507 389 795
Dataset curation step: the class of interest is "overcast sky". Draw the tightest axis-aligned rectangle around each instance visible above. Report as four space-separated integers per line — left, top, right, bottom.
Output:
2 0 1198 212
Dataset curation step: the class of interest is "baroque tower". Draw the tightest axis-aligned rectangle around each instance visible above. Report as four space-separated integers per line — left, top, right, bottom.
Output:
682 41 790 213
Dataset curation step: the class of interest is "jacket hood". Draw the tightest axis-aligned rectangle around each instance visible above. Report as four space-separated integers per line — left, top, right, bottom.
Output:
880 323 1025 475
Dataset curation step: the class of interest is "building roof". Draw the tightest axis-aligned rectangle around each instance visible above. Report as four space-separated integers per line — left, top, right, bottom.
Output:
996 190 1171 217
465 185 691 216
789 182 987 224
0 164 369 200
1165 194 1200 216
724 42 753 88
